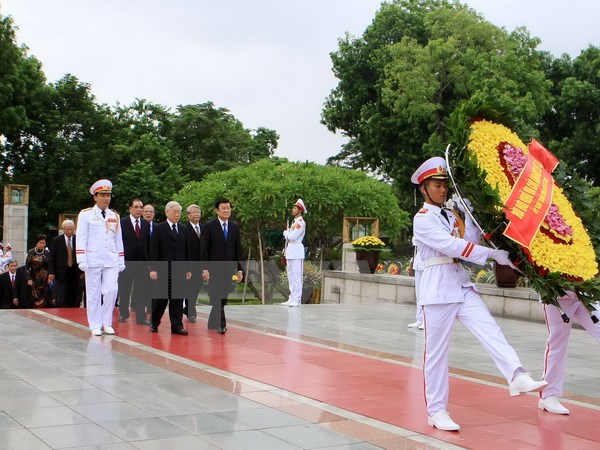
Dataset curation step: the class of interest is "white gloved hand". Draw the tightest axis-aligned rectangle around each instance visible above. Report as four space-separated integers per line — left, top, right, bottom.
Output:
491 249 518 270
79 263 88 272
453 194 473 214
119 264 126 272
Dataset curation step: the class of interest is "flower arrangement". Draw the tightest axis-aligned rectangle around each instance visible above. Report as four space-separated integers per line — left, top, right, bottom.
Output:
350 236 386 251
446 99 600 308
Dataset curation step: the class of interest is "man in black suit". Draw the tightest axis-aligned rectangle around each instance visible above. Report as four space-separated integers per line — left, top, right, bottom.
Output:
184 204 203 323
49 220 83 307
0 260 30 309
143 204 157 237
201 198 244 334
149 201 192 335
119 198 151 324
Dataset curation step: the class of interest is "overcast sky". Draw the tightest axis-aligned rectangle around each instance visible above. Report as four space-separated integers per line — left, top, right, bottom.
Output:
1 0 598 164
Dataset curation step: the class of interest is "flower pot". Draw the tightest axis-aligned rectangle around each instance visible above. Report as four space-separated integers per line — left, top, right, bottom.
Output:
494 262 518 288
355 251 380 274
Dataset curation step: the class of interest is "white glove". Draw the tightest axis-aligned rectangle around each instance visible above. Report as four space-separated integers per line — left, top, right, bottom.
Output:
79 263 88 272
452 194 473 214
491 249 518 270
119 264 126 272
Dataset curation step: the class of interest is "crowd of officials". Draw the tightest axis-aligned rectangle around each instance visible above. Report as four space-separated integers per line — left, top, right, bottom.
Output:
0 179 246 338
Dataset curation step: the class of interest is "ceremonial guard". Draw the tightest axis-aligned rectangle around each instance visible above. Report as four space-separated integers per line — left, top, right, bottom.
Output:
540 291 600 414
412 157 547 431
76 179 125 336
281 199 306 307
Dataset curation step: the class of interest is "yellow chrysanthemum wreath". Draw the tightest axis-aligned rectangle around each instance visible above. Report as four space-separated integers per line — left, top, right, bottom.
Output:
468 120 598 280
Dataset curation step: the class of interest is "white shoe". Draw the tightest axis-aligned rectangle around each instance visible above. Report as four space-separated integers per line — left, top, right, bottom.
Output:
427 410 460 431
508 372 547 397
281 301 291 306
288 303 300 307
418 323 425 330
408 321 423 328
538 396 570 414
91 329 102 336
103 326 115 335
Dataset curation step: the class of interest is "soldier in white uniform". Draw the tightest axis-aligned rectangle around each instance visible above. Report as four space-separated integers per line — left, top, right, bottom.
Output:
540 291 600 414
281 199 306 307
76 179 125 336
412 157 547 431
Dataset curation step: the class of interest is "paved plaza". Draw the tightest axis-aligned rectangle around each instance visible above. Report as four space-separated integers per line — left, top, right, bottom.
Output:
0 301 599 449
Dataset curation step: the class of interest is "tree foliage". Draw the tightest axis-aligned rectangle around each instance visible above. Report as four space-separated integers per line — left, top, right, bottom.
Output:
322 0 552 206
174 159 410 259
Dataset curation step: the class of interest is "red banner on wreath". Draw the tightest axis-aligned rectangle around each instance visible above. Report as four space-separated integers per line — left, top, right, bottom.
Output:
503 157 554 249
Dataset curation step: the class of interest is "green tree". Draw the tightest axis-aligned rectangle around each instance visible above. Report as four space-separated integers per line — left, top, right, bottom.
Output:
174 158 410 260
540 46 600 182
322 0 551 205
170 102 279 181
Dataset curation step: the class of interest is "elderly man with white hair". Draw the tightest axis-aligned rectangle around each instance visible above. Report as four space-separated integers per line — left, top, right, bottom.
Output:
149 201 192 335
49 219 83 307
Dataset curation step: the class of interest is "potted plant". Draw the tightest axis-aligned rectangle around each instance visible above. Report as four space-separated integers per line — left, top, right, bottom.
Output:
349 236 389 274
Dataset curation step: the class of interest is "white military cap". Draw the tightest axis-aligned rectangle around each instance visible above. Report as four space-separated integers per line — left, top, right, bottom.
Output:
294 198 307 213
89 179 113 195
411 157 449 185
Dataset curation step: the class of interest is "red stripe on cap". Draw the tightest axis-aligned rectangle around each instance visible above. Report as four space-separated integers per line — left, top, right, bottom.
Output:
417 167 447 184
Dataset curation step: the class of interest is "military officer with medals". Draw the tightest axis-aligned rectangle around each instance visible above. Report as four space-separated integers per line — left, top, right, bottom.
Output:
76 179 125 336
412 157 547 431
281 199 306 307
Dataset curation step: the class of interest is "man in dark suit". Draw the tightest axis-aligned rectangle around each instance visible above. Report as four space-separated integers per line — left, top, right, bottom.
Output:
119 198 151 324
49 220 83 307
201 198 244 334
0 260 30 309
149 201 192 335
143 204 157 237
184 204 203 323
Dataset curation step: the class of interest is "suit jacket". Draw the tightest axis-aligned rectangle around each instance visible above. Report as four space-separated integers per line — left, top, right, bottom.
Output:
201 219 243 268
49 235 82 281
186 222 203 261
0 268 29 309
121 216 151 261
150 221 191 265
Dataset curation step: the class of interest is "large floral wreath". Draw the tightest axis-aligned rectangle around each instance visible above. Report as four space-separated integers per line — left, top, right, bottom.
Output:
446 100 600 308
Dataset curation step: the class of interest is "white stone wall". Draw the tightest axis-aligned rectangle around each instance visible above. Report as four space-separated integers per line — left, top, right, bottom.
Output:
322 270 545 322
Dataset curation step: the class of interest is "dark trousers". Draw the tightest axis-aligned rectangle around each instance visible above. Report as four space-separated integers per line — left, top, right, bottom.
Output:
184 278 203 319
54 266 81 307
119 262 150 322
150 261 185 330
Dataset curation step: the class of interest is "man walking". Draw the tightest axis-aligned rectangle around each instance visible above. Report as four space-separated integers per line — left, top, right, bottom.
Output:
49 220 83 307
201 198 244 334
76 179 125 336
184 204 203 323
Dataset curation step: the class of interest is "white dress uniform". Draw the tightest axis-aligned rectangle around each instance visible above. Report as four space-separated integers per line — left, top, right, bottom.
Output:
541 292 600 406
411 157 545 429
76 201 125 333
283 200 307 306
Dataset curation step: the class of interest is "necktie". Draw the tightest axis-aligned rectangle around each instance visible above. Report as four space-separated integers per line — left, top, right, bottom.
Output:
223 222 228 240
135 219 140 239
66 237 73 267
440 209 450 223
172 223 178 234
101 210 106 219
195 225 201 237
11 274 15 287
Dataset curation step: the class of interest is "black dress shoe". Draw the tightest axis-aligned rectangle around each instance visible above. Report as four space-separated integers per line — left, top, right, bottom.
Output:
188 317 196 323
118 316 128 323
137 319 151 325
217 327 227 334
150 326 158 332
171 328 189 335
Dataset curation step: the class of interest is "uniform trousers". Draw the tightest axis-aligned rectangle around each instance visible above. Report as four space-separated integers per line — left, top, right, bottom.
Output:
414 270 423 324
423 287 523 415
85 266 118 330
542 298 600 398
286 258 304 305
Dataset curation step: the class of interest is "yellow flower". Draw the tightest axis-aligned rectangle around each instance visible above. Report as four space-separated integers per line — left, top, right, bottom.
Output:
467 120 598 280
352 236 386 249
